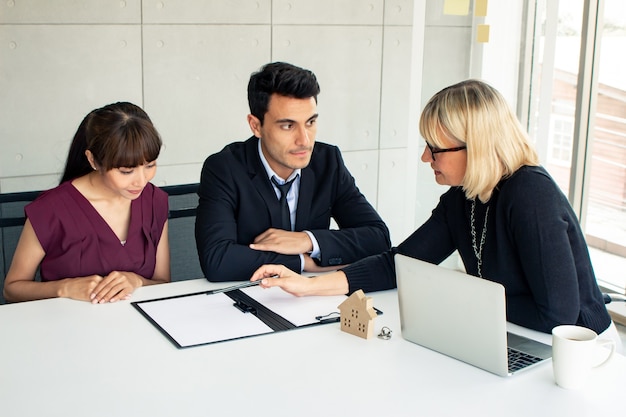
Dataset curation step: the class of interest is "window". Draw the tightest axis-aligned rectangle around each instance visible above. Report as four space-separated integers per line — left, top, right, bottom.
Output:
548 114 574 166
526 0 626 292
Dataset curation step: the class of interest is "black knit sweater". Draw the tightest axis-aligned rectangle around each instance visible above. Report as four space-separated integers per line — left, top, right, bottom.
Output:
342 165 611 334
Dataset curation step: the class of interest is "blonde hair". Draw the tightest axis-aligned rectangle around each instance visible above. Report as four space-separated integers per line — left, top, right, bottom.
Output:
419 79 539 202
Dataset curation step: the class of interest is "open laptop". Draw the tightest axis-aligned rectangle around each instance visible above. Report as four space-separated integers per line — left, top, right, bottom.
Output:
395 254 551 377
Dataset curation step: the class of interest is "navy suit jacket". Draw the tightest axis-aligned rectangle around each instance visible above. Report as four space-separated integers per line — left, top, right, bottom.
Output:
195 136 391 281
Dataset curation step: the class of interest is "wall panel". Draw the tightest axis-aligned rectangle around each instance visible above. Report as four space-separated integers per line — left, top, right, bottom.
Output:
142 0 270 24
341 149 379 209
142 25 270 176
385 0 414 25
421 26 471 105
272 25 382 152
378 148 410 243
0 25 142 185
272 0 383 25
0 0 140 24
380 26 413 149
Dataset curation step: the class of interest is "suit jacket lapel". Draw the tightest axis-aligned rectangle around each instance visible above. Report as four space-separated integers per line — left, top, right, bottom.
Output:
295 166 313 231
245 137 284 227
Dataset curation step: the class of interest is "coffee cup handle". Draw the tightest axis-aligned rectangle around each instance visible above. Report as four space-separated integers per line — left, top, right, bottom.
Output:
593 339 615 369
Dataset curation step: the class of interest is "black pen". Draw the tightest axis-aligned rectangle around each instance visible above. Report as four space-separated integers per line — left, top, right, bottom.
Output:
208 280 263 294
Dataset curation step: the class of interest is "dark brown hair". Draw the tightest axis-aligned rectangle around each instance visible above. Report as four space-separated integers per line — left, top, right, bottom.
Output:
60 102 162 183
247 62 320 125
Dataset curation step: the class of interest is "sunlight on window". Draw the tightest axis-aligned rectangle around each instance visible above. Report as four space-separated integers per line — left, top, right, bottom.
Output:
528 0 626 292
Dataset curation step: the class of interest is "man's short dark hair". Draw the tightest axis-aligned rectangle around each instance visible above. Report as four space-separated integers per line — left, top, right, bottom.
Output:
247 62 321 125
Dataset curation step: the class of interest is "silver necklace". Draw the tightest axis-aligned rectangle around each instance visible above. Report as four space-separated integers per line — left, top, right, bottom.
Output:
470 200 489 277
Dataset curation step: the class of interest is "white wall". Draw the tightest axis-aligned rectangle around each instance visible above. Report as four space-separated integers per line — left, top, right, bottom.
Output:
0 0 418 245
0 0 525 247
415 0 474 229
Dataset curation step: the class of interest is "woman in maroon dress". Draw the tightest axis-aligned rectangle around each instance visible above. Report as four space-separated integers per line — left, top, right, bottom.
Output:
3 102 170 303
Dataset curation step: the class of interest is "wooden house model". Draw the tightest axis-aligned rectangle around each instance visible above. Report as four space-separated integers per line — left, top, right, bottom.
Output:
337 290 377 339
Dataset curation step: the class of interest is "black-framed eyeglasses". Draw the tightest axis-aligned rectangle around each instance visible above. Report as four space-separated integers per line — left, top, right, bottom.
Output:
426 142 467 161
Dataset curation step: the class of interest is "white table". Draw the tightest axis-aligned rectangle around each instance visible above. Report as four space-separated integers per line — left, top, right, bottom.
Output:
1 279 624 417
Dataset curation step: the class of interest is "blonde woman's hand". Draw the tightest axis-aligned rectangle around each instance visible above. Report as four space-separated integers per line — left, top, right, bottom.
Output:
251 264 313 297
251 264 349 297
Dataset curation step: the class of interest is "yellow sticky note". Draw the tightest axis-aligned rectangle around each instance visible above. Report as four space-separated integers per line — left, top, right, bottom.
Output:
443 0 470 16
477 24 490 43
475 0 488 17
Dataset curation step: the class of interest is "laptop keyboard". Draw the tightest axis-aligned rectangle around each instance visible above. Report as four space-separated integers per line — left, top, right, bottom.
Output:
507 347 543 372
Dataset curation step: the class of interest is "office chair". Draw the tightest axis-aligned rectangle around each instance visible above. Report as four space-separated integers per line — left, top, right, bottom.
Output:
603 293 626 304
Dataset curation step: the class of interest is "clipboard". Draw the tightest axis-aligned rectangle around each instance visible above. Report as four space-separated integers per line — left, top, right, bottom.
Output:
132 284 382 349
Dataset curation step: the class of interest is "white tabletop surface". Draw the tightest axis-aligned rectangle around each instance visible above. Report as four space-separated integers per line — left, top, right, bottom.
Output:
1 279 625 417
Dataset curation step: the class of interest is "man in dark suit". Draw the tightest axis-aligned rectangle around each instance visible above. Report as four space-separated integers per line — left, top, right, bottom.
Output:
195 62 391 281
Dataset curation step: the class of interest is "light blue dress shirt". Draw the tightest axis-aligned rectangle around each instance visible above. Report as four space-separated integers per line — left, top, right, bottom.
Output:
257 140 321 271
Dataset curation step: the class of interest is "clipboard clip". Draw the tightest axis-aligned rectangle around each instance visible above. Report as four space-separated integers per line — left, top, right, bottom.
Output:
233 299 257 314
315 311 340 323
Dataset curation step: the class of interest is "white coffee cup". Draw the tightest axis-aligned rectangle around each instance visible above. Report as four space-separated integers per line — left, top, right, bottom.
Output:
551 325 615 389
